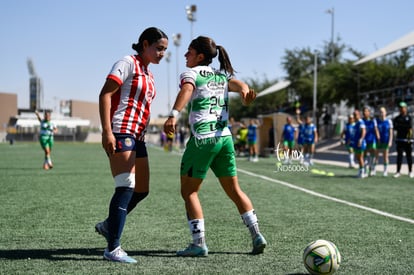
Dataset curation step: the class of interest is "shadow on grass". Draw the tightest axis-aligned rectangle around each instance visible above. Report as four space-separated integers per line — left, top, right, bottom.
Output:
0 248 249 261
131 250 249 257
0 248 103 261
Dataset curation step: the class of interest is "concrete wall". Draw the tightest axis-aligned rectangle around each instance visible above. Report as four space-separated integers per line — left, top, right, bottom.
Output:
70 100 100 128
258 112 290 157
0 93 18 131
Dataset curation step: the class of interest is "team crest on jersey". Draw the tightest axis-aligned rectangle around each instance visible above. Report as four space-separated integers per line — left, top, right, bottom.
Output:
146 90 155 103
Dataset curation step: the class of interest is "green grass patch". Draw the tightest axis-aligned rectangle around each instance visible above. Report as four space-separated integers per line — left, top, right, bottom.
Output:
0 142 413 274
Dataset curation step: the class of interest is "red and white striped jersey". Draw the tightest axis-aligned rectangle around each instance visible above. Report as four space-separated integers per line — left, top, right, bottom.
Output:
107 55 156 139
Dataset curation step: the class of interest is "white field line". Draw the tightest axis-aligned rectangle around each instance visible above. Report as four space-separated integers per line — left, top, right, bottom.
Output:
238 168 414 225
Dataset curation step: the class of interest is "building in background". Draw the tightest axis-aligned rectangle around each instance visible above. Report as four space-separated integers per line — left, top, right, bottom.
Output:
0 93 18 132
0 92 99 142
62 100 100 129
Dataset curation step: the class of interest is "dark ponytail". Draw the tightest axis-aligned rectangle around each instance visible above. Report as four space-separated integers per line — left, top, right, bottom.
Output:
190 36 236 76
216 45 235 76
132 27 168 54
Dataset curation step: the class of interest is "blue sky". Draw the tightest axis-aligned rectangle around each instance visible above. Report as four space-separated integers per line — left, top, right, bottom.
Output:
1 0 413 118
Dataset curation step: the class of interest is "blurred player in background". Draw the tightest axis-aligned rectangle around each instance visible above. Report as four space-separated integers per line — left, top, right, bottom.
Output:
165 131 174 152
295 109 305 164
351 110 367 178
247 118 260 162
235 123 248 156
340 114 356 168
35 110 57 170
393 102 413 178
375 107 393 176
281 116 297 164
362 107 379 176
95 27 168 263
302 115 318 166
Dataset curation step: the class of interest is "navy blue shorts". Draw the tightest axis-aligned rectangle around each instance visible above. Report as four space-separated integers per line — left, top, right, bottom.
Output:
113 133 148 158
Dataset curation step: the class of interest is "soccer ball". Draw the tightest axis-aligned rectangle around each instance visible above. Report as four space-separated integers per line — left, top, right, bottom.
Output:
303 239 341 275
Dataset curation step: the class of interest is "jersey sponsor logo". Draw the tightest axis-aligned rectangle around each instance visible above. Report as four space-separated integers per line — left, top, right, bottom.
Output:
206 80 225 91
199 70 214 78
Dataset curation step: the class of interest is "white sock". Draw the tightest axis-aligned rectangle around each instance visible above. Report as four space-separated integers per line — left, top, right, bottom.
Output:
188 219 205 246
349 153 354 165
241 210 260 238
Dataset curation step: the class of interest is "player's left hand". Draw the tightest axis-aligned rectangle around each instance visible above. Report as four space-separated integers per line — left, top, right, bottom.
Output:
242 89 256 106
102 132 116 155
163 117 176 135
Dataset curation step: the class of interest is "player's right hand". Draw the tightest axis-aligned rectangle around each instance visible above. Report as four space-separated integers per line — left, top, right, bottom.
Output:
102 132 116 155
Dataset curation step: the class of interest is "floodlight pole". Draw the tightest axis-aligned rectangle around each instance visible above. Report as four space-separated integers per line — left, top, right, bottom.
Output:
186 5 197 39
326 7 335 62
172 33 182 90
165 51 172 111
313 51 318 124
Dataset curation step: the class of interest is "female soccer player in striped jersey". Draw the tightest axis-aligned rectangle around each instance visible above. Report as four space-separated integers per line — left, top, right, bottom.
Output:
164 36 266 257
95 27 168 263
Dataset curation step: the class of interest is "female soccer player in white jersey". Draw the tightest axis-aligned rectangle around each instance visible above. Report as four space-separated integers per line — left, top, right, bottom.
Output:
163 36 267 257
95 27 168 263
35 110 57 170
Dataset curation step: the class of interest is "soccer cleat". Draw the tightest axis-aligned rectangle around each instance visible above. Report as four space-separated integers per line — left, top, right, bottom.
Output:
383 171 388 177
393 172 401 178
103 246 137 263
410 172 414 178
251 233 267 255
357 171 367 178
95 220 109 242
176 243 208 257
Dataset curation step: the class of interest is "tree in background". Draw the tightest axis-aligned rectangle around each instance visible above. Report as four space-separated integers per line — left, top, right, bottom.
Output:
231 37 414 120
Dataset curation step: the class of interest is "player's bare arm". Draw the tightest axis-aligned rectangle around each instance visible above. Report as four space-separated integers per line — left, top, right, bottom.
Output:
228 79 256 106
99 78 120 155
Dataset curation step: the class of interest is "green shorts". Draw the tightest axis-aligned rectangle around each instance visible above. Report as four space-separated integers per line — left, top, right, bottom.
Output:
366 142 377 150
39 135 54 149
283 140 295 149
354 148 365 154
377 143 389 150
248 140 257 145
346 145 354 152
181 135 237 179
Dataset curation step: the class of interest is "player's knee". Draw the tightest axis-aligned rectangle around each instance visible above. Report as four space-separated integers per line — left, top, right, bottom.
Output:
114 172 136 189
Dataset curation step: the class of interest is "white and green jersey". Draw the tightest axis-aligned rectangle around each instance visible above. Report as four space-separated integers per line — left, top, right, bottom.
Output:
40 120 56 137
180 66 232 139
